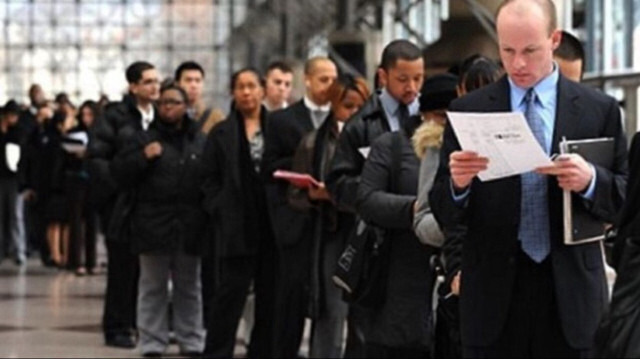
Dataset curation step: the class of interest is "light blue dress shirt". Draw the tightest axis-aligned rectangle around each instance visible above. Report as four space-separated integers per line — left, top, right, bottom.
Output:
452 64 596 202
378 88 420 132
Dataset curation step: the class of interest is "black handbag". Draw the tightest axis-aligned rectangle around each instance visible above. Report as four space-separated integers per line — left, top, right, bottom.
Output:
332 133 402 308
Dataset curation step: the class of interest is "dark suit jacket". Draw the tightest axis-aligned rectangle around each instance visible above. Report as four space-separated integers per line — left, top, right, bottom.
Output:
261 100 314 248
430 75 628 349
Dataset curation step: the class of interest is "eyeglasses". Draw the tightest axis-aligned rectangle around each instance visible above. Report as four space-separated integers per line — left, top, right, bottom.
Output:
158 99 185 106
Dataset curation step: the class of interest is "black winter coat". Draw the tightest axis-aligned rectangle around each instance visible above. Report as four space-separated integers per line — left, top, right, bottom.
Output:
261 100 314 248
326 93 391 213
110 118 207 256
202 107 271 257
595 132 640 358
356 124 438 350
88 94 150 211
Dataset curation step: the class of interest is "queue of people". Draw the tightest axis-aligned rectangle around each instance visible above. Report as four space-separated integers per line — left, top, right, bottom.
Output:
2 1 639 358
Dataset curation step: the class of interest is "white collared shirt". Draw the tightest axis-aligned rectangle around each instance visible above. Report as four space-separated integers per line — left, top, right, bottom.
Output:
263 100 288 112
304 96 331 129
138 105 154 131
378 88 420 132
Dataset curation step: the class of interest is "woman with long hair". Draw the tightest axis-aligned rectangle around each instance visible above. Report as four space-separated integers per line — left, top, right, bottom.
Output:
288 74 370 358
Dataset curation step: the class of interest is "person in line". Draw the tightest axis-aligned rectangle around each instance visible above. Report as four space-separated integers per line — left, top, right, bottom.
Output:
355 101 434 358
325 39 424 358
19 102 54 266
89 61 160 349
0 101 26 265
594 130 640 358
288 74 370 358
66 100 100 275
429 0 628 357
553 30 584 83
19 84 48 265
111 85 207 358
174 61 225 134
201 68 275 358
262 56 337 358
263 61 294 112
45 99 76 269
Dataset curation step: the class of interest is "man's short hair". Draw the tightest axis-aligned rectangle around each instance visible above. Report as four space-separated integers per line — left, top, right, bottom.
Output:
126 61 155 84
380 39 423 71
496 0 557 35
304 57 334 76
554 30 585 64
266 61 293 76
174 61 205 82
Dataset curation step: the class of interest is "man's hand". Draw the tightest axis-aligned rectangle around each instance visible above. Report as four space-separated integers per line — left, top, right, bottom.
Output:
449 151 489 190
144 142 163 160
308 182 331 201
451 271 461 296
536 154 593 193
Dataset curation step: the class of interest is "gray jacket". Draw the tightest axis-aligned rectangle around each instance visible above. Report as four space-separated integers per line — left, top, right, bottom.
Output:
413 146 445 247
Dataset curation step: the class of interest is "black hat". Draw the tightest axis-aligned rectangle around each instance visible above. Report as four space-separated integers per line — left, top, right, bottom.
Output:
419 73 458 112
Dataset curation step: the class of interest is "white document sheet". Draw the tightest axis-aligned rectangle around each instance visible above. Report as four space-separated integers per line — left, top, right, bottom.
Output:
447 111 553 182
5 143 20 173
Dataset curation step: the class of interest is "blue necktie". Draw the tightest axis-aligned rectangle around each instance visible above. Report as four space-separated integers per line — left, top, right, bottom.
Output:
519 89 551 263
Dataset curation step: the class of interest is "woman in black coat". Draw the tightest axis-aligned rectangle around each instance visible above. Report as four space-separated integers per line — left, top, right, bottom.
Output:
356 115 437 358
66 100 100 275
287 74 370 358
201 68 275 358
111 85 206 357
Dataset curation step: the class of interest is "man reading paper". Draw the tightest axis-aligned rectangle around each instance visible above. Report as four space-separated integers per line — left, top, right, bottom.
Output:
429 0 628 357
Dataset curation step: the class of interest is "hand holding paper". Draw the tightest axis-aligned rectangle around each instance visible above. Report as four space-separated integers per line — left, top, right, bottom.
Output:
447 111 553 182
449 150 489 190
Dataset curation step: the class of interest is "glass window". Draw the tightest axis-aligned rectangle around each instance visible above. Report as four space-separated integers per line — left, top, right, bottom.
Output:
0 0 228 107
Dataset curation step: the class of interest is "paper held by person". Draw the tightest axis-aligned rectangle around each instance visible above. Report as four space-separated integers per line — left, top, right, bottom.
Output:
447 111 553 182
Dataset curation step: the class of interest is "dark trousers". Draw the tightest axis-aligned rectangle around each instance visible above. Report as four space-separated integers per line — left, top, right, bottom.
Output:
272 238 311 358
463 250 586 358
25 198 48 262
68 178 97 269
201 253 216 330
344 305 373 358
204 242 277 358
0 177 23 261
102 239 139 339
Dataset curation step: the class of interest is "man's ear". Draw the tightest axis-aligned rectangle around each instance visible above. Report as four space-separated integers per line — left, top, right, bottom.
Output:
550 29 562 51
304 72 312 91
377 67 388 88
129 83 137 96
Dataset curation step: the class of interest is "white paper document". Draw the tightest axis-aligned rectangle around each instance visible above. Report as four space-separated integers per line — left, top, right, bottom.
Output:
5 143 20 173
447 111 553 182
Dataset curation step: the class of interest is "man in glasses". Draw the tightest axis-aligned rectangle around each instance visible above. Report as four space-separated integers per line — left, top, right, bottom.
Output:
89 61 160 349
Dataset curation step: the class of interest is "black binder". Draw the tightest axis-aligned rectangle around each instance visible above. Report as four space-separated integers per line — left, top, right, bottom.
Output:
560 137 615 245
